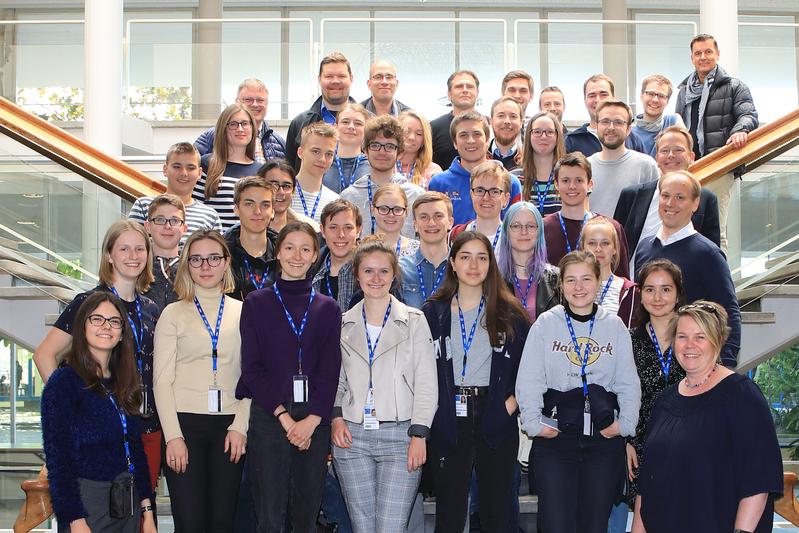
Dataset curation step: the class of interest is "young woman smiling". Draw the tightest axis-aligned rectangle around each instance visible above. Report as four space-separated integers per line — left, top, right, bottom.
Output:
371 183 420 258
237 221 342 532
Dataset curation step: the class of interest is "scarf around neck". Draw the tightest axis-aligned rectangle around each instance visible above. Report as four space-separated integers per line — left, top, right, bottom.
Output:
684 66 717 156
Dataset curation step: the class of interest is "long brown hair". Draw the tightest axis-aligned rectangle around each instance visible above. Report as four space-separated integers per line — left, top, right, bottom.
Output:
99 220 154 294
431 231 530 344
521 112 565 202
205 104 257 199
64 291 142 414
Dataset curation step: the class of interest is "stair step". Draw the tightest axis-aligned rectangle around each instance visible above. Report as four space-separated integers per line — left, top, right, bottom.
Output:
738 284 799 302
45 313 60 326
0 235 19 250
0 259 72 288
0 286 75 302
740 311 777 324
0 246 59 273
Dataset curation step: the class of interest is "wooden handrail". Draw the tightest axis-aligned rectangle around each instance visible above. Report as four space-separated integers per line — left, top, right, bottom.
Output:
0 97 165 202
689 108 799 186
775 472 799 526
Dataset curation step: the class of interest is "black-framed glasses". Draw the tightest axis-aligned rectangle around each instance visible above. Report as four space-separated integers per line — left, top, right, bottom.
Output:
509 222 537 233
471 187 504 198
531 128 556 138
227 120 252 130
678 303 718 314
87 314 124 329
267 180 294 192
368 141 399 153
188 255 225 268
374 205 406 216
149 216 184 227
597 119 629 128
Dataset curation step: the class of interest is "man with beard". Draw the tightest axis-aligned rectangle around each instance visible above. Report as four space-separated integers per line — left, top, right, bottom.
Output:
286 52 356 169
488 97 523 171
587 100 658 217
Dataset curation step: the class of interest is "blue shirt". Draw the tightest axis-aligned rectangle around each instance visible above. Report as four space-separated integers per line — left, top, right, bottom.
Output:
399 248 448 309
427 158 523 225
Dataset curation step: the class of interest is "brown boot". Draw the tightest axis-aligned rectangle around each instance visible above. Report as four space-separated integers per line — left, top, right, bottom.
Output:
13 466 52 533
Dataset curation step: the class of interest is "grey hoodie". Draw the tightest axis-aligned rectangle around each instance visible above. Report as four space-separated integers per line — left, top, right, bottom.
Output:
516 305 641 438
340 172 425 238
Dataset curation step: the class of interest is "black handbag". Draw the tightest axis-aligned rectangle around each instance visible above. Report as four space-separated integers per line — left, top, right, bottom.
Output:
109 471 135 519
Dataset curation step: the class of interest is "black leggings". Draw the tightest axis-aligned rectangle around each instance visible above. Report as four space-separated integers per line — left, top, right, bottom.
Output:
164 413 244 533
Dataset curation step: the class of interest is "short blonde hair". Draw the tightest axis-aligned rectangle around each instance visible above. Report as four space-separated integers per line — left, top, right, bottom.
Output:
174 230 235 301
146 194 186 220
99 220 154 294
470 161 511 192
669 300 730 362
579 217 620 272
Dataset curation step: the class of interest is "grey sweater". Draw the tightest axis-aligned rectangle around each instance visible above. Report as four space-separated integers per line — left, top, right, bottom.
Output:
516 305 641 438
588 150 659 218
340 172 425 238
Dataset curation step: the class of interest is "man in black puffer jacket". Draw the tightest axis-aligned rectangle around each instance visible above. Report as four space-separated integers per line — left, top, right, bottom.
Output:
675 33 758 254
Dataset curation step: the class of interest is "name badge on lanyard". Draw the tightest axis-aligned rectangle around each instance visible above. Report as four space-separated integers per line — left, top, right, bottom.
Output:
194 295 225 413
293 374 309 403
455 394 469 417
454 294 485 418
111 287 150 415
363 388 379 430
565 311 595 436
274 283 316 404
362 302 392 430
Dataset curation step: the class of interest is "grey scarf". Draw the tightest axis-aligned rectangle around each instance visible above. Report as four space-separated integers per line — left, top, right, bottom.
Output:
683 66 716 156
634 114 664 133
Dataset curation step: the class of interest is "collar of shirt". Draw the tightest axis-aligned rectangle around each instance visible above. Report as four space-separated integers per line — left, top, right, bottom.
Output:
490 138 518 159
656 220 697 246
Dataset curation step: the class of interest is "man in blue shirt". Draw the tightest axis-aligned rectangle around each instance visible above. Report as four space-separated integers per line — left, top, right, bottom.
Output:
399 192 453 309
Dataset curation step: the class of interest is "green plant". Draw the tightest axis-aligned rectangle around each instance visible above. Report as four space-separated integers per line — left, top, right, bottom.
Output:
754 344 799 458
56 259 84 281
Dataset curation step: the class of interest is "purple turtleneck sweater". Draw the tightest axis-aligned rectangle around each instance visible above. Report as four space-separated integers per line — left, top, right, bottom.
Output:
236 277 342 423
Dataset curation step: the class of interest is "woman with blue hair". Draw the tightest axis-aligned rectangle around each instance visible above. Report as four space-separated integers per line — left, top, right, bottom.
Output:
497 201 559 321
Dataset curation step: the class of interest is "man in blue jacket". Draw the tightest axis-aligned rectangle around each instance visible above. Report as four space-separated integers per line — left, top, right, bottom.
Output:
565 74 645 157
194 78 286 163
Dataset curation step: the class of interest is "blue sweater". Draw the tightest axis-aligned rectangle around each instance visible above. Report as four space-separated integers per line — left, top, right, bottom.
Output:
427 158 523 225
634 233 741 367
42 367 152 525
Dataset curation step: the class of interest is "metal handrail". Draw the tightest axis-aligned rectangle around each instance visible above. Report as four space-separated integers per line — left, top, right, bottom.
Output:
0 223 98 282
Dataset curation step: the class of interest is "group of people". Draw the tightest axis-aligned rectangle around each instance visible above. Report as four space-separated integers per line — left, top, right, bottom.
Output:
34 30 783 533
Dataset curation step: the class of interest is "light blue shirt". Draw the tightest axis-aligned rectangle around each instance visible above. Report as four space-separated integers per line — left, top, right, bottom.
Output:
399 248 448 309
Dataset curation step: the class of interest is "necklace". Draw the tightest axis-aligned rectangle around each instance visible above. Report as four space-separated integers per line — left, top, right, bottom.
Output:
684 364 717 389
514 263 529 271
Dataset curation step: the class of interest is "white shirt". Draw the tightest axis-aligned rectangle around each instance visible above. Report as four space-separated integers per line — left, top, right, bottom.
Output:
656 220 697 246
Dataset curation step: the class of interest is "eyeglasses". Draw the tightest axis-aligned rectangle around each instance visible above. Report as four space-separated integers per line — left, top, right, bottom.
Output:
374 205 406 216
643 90 669 100
597 119 629 128
370 73 396 82
149 216 184 227
188 254 225 268
531 128 556 138
267 180 294 192
509 222 538 233
678 303 718 314
87 314 124 329
471 187 504 198
657 147 688 156
227 120 252 130
368 141 399 153
239 97 266 106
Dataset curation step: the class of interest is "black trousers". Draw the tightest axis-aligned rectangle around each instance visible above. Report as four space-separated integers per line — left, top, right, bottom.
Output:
163 413 244 533
247 402 331 533
533 432 625 533
433 394 518 533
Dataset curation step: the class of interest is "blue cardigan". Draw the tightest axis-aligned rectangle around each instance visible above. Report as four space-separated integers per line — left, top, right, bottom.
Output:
42 366 152 525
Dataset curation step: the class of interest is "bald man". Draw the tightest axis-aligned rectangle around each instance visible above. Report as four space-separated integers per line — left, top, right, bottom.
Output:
360 59 411 117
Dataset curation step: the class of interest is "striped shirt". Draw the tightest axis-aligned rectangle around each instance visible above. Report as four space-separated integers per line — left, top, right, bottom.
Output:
193 155 262 232
512 170 561 216
290 183 340 225
128 196 223 245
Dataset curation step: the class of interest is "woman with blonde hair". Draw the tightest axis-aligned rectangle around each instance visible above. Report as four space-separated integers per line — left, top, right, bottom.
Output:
154 229 250 532
397 110 443 188
519 111 566 215
193 103 262 230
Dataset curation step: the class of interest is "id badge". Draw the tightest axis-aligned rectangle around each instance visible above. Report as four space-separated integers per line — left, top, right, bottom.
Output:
583 398 592 436
363 388 379 430
140 386 150 416
293 374 309 403
208 386 222 413
455 393 469 417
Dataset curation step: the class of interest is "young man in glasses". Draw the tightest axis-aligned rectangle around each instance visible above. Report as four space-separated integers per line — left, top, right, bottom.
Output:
360 60 410 117
587 100 659 217
290 122 341 225
260 159 320 235
143 194 188 312
341 114 424 237
129 142 223 243
631 75 685 157
225 176 276 301
429 110 522 225
449 162 511 253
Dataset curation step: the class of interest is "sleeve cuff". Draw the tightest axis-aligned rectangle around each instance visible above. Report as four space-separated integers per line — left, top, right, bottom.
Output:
407 424 430 439
331 406 343 418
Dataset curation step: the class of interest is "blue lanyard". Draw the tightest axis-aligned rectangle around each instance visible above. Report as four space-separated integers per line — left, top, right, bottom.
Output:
110 287 144 375
194 295 225 375
395 237 403 256
107 392 134 474
362 301 392 389
367 177 376 234
565 311 596 397
513 272 535 310
273 283 316 374
417 262 446 300
396 160 416 181
648 322 673 377
335 153 362 192
320 103 336 125
470 221 502 249
296 181 323 220
597 275 614 306
456 294 486 385
324 255 334 297
558 211 589 253
243 257 268 291
535 171 554 214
